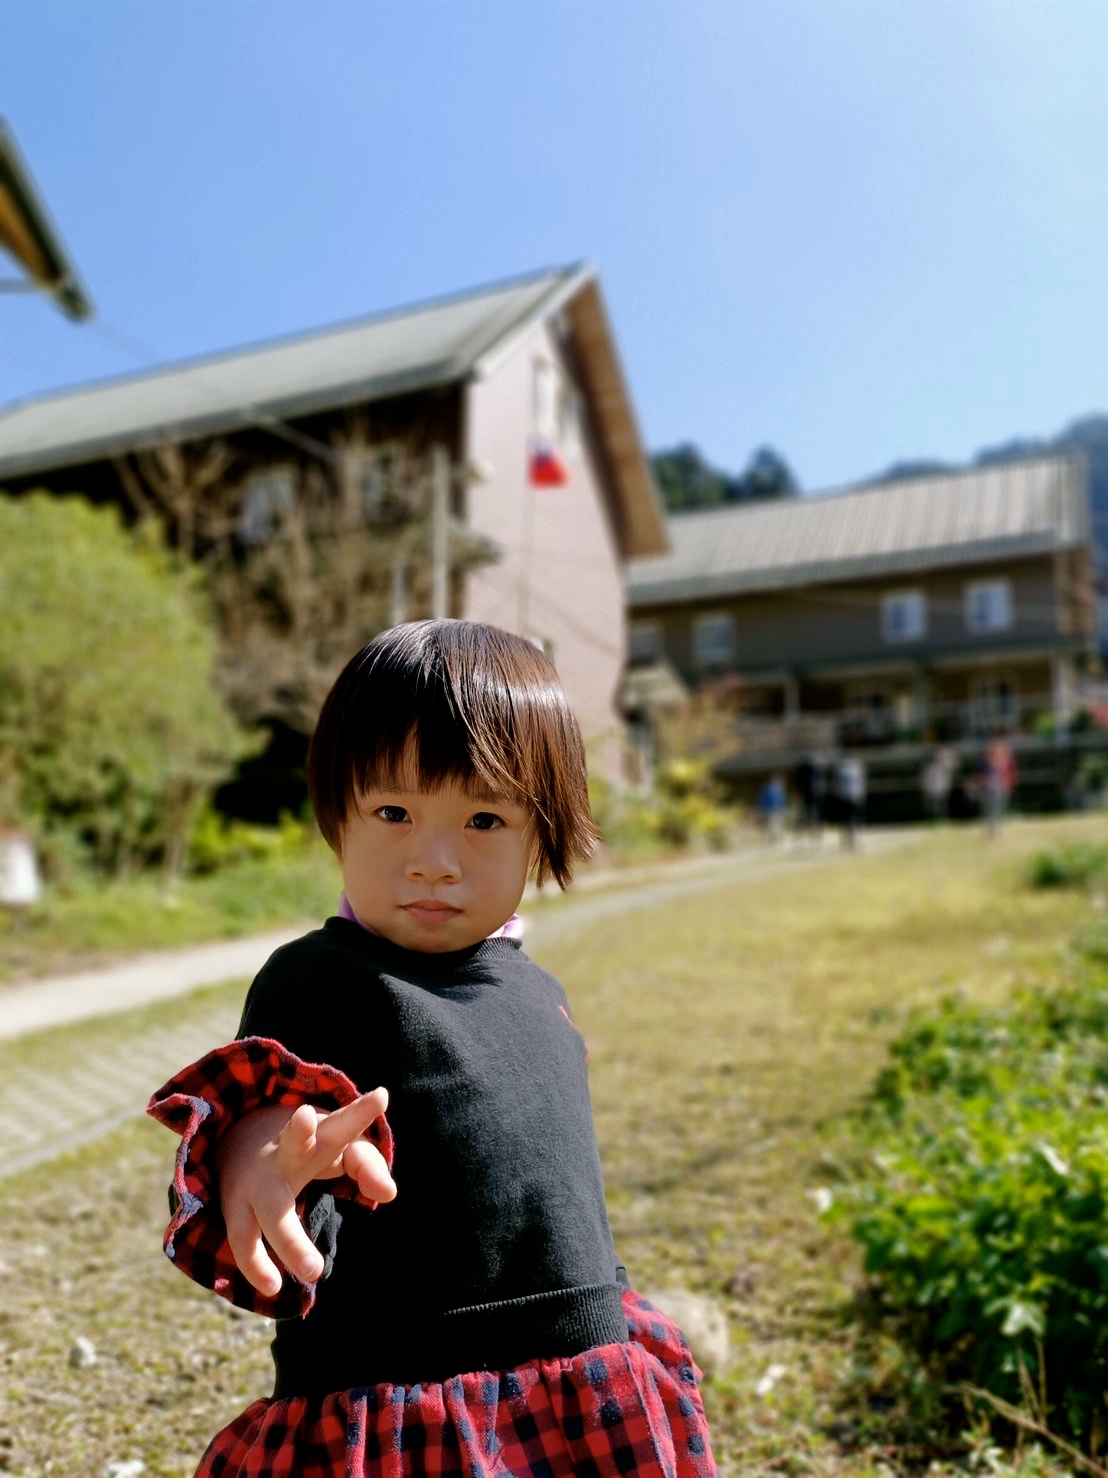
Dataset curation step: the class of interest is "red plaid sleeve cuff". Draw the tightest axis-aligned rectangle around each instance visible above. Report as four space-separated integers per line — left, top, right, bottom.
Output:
146 1037 394 1319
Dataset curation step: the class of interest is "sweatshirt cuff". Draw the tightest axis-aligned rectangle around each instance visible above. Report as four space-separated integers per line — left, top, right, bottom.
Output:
147 1037 393 1319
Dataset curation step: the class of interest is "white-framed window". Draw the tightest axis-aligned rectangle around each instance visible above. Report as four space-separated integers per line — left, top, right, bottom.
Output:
844 684 894 738
533 358 582 457
965 579 1013 633
970 673 1019 730
629 622 661 665
239 465 296 545
881 590 927 642
533 360 560 440
693 612 735 667
362 443 408 525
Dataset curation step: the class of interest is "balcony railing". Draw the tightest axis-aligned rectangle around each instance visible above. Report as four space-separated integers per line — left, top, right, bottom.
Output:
731 690 1102 757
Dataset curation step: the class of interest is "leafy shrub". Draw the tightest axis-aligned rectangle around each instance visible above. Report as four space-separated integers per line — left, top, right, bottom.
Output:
1028 843 1108 889
186 806 313 876
0 493 253 877
586 774 668 861
588 764 736 860
830 956 1108 1450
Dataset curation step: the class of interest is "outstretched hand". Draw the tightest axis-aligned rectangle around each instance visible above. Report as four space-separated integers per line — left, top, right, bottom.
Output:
216 1088 395 1297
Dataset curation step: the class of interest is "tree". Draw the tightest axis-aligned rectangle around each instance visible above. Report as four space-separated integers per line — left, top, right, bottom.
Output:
651 443 799 512
650 442 730 512
112 419 496 734
0 492 251 876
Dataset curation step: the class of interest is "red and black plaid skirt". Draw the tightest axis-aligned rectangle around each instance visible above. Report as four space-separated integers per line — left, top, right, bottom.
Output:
198 1289 715 1477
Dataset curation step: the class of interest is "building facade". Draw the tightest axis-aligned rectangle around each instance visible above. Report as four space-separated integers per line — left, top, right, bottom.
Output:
0 266 666 774
627 457 1101 815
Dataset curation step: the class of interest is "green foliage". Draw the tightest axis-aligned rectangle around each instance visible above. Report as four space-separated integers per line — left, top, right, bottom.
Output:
832 951 1108 1450
650 758 735 848
650 442 798 512
0 492 252 876
186 806 313 876
1028 841 1108 889
589 762 737 860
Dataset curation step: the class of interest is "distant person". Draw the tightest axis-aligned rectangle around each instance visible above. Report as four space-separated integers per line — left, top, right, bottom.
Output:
980 735 1018 837
921 746 955 823
147 620 716 1477
756 772 787 843
792 752 824 840
835 753 867 849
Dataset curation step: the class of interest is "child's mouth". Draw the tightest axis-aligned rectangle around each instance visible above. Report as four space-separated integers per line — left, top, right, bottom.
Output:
402 900 463 925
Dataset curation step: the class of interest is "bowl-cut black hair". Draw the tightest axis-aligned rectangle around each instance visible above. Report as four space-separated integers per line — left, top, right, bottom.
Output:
307 620 598 889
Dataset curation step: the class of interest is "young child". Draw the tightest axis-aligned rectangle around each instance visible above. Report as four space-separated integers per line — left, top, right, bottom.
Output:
149 619 717 1477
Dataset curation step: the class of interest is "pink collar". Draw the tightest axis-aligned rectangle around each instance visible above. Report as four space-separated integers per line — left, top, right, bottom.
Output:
337 893 524 942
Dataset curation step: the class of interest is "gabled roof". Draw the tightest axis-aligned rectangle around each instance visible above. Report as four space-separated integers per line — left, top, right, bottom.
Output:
0 262 668 557
0 266 586 476
628 455 1090 606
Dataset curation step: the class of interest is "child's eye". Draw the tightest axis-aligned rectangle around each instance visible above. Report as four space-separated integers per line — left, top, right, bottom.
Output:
469 812 504 832
376 805 409 824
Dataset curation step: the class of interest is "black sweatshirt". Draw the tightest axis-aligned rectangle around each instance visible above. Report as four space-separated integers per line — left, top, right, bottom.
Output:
237 917 628 1396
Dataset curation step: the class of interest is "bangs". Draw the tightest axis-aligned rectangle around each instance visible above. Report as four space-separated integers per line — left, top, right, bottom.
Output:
345 686 524 808
307 621 598 888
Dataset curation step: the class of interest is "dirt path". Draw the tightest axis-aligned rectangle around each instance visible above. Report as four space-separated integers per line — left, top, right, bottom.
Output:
0 829 920 1178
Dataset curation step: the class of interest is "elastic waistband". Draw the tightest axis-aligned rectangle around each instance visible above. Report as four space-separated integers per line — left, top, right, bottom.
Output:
272 1281 629 1398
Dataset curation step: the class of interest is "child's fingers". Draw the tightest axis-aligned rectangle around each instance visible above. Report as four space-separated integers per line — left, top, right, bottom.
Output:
225 1205 286 1298
277 1103 346 1197
314 1088 389 1157
255 1187 325 1285
276 1102 320 1173
341 1138 397 1203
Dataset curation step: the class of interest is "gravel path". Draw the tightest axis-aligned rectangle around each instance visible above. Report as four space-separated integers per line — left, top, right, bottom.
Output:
0 830 919 1178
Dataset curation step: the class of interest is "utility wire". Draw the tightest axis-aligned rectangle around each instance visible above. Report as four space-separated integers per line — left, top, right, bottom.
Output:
90 317 341 466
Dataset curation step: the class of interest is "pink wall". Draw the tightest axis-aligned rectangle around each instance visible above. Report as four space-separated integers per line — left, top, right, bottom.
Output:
462 318 627 758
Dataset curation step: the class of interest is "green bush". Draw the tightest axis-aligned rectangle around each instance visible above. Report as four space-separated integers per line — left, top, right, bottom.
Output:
588 766 736 859
186 806 313 876
0 492 253 877
1028 842 1108 889
830 955 1108 1450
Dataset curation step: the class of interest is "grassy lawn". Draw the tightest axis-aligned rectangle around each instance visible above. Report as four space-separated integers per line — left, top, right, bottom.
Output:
0 842 343 983
0 814 1104 1475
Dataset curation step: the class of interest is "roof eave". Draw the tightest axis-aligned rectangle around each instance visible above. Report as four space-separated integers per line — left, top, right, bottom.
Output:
0 119 92 322
0 358 468 481
629 531 1080 607
563 276 668 559
470 266 668 561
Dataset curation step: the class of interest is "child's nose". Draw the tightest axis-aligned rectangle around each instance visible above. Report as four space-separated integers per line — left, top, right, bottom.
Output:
405 832 461 882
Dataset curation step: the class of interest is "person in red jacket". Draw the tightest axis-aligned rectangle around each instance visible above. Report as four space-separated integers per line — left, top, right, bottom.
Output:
980 735 1018 836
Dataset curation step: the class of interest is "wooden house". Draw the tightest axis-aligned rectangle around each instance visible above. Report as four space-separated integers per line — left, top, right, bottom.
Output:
626 457 1101 816
0 265 665 801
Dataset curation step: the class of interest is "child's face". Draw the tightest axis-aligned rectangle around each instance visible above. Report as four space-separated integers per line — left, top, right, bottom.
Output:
338 776 535 953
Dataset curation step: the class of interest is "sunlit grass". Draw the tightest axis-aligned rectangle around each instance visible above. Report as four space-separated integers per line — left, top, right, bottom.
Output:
0 841 342 982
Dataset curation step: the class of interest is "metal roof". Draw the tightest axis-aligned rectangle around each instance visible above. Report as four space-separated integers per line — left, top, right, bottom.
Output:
0 264 589 477
628 456 1090 606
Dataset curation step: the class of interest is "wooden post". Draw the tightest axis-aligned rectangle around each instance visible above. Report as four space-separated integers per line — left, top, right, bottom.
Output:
431 444 450 620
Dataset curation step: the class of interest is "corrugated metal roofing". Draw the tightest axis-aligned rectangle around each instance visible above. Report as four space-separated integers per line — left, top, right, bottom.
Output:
628 456 1090 605
0 265 588 478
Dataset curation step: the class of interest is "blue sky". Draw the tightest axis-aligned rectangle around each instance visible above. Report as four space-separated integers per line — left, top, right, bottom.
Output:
3 1 1105 492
